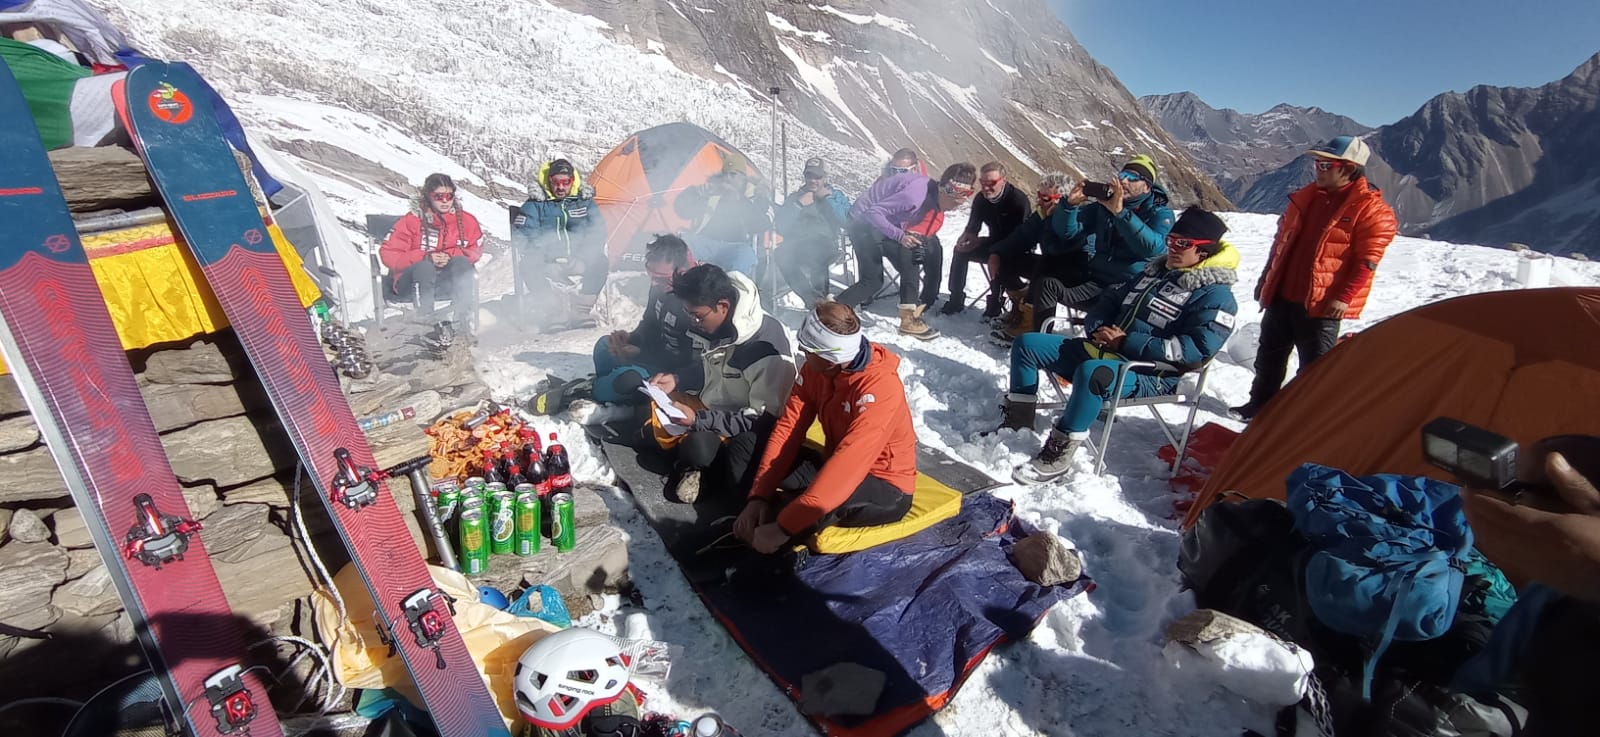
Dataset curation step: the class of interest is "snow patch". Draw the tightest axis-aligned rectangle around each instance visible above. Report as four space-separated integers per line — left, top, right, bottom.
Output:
775 40 881 151
766 11 831 43
980 48 1019 76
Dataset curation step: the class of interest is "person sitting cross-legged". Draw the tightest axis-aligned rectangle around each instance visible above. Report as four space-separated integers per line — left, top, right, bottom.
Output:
736 301 917 554
1004 207 1238 484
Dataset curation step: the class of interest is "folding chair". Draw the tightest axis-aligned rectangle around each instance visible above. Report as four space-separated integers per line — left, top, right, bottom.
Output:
365 213 477 329
965 262 993 309
1034 315 1213 476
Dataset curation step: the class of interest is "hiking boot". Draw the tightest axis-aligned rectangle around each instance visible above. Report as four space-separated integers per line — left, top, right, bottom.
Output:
1228 402 1261 422
1000 393 1037 431
1012 429 1085 485
983 291 1003 319
668 468 702 504
939 298 965 315
567 399 632 426
990 304 1034 344
898 304 940 340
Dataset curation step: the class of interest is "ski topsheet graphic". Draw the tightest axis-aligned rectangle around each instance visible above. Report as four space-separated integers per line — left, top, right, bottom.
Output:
122 61 510 736
0 65 280 736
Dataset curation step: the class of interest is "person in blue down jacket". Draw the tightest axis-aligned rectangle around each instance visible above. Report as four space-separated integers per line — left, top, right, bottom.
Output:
988 171 1093 343
1004 207 1238 484
511 158 609 329
773 157 851 305
1040 154 1175 327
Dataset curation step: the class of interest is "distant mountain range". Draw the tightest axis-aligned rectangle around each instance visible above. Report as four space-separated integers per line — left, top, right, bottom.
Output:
1144 53 1600 257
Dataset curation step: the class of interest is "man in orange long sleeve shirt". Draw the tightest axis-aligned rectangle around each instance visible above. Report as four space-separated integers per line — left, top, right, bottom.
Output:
736 302 917 554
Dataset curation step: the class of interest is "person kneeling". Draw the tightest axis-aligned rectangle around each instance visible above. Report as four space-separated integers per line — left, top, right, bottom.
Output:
1004 207 1238 484
736 302 917 554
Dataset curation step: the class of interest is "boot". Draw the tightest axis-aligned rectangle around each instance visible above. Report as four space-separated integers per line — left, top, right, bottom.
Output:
994 288 1029 329
563 293 599 330
990 304 1034 344
1000 393 1037 431
1012 428 1086 485
983 290 1003 319
898 304 940 340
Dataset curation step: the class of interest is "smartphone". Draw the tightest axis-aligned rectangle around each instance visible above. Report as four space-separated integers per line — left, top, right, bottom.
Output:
1421 417 1520 490
1082 181 1115 200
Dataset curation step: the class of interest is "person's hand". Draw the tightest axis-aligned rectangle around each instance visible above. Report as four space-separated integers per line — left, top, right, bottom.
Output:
1463 437 1600 602
1327 300 1350 319
430 251 451 267
1065 181 1088 207
734 500 771 543
1099 179 1126 216
751 522 790 555
899 233 923 249
1093 326 1127 350
798 191 816 207
668 400 696 426
605 330 638 358
648 372 677 394
954 233 977 252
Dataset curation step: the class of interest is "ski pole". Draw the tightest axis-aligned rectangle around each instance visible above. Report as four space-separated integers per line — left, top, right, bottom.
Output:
385 455 461 572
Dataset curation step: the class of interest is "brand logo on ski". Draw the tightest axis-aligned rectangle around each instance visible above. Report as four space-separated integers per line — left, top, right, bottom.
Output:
375 588 458 670
181 189 238 202
147 82 194 124
30 279 142 478
43 234 70 253
203 664 257 733
0 186 43 197
235 267 341 434
244 228 263 245
329 447 380 510
123 493 203 568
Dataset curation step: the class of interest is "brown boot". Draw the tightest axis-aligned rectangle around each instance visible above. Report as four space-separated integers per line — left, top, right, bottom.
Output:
996 288 1029 328
898 304 940 340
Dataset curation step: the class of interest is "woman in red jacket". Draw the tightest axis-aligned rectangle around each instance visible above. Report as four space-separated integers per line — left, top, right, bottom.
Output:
737 301 917 554
379 173 483 332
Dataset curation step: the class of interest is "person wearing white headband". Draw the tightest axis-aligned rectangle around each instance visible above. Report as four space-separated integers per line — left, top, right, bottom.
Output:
738 302 919 554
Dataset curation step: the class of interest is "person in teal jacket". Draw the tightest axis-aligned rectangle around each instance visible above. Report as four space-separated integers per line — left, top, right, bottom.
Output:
1004 207 1238 484
511 158 609 329
773 157 852 305
1037 154 1175 330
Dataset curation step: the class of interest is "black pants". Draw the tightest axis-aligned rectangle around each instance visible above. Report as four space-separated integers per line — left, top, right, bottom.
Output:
836 225 942 307
1248 299 1340 407
393 256 476 325
948 238 1029 304
1028 256 1096 331
674 428 769 498
772 448 913 532
517 247 610 298
775 237 837 305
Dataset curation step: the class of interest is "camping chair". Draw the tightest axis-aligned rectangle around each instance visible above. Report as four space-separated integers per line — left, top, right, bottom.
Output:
1035 315 1213 476
365 213 477 329
965 262 993 309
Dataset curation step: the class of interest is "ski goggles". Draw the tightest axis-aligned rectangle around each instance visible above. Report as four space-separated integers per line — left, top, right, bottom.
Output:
1165 234 1216 252
940 180 975 198
882 163 916 176
979 176 1005 189
429 191 456 203
1116 171 1144 183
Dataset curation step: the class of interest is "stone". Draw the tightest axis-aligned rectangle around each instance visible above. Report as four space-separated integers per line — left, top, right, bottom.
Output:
346 379 414 418
49 507 94 549
0 414 39 453
365 418 431 472
183 485 223 520
1165 609 1262 646
160 415 294 488
800 662 887 716
48 146 155 212
0 541 68 629
140 339 238 384
0 374 27 418
219 475 293 506
0 507 10 545
0 446 71 503
1011 532 1083 587
9 508 52 543
212 531 313 630
52 566 122 617
64 547 102 580
138 382 254 432
200 503 270 563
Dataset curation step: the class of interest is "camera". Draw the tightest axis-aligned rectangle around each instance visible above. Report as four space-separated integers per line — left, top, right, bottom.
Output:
1082 181 1116 201
1420 417 1521 490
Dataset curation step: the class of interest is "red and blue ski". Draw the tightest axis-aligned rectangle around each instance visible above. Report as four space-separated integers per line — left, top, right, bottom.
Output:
122 61 511 736
0 65 278 736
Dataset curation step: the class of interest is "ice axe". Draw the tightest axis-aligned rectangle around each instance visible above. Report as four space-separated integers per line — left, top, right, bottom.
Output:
384 455 460 572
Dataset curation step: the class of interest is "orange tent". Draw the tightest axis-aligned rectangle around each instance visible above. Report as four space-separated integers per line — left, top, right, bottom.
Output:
1184 287 1600 528
588 122 764 267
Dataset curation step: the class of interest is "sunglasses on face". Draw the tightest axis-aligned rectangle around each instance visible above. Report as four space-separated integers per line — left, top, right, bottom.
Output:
1165 234 1215 252
980 177 1004 188
1312 160 1346 172
550 176 574 188
1117 171 1142 183
1037 193 1062 204
430 191 455 203
941 181 975 197
883 164 915 176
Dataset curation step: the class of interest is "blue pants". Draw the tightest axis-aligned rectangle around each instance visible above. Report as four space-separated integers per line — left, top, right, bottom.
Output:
1009 333 1171 433
591 337 654 404
694 237 757 276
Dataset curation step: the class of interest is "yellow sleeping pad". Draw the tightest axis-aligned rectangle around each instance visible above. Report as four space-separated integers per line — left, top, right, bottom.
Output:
801 421 964 555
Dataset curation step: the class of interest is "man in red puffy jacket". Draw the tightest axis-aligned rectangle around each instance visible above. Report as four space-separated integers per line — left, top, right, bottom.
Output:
1232 136 1398 421
380 173 483 332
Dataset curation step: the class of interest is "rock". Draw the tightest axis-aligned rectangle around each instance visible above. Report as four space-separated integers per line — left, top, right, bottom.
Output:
0 374 27 418
200 503 270 563
64 548 102 580
219 475 292 506
49 507 94 549
800 662 887 716
52 566 121 617
183 485 223 520
140 340 237 384
365 419 431 472
0 542 68 629
347 380 414 418
212 531 313 630
48 146 155 212
1011 532 1083 587
1165 609 1262 646
160 415 294 487
9 508 52 543
100 609 135 645
0 445 70 503
0 508 10 545
138 382 253 432
0 414 39 453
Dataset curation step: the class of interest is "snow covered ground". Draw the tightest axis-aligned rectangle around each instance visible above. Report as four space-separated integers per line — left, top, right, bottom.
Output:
460 209 1600 735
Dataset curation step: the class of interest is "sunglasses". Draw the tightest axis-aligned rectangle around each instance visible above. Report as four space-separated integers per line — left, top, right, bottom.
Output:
883 164 915 176
550 176 574 187
1165 234 1215 252
1312 159 1346 172
429 191 455 203
941 181 975 197
1117 171 1143 183
1037 193 1061 203
980 177 1004 188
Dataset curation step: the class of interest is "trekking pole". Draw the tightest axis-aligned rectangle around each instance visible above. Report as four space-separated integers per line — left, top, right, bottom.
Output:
385 455 460 572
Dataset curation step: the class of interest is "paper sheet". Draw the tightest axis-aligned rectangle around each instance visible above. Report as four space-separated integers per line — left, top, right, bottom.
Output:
641 384 690 436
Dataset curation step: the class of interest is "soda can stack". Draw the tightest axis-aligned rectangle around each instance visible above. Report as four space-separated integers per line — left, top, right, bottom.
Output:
458 507 488 575
514 483 540 556
489 485 515 556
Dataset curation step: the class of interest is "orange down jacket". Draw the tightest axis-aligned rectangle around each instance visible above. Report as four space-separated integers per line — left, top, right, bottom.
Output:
1255 177 1398 320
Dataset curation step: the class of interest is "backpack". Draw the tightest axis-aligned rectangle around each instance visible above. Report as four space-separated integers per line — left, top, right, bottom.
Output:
1285 463 1473 700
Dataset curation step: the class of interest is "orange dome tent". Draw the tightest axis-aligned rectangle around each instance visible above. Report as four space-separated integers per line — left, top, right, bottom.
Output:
1184 287 1600 528
588 122 764 267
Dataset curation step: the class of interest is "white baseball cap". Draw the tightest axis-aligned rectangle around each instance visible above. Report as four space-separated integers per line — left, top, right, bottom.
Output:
1308 135 1371 166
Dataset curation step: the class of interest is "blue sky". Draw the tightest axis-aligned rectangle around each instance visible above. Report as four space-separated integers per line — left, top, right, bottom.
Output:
1050 0 1600 126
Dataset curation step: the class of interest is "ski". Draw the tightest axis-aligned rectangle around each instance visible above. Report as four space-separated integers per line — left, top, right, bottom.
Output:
122 61 510 736
0 65 280 736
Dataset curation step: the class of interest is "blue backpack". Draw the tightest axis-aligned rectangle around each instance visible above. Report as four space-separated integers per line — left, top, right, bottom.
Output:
1285 463 1474 700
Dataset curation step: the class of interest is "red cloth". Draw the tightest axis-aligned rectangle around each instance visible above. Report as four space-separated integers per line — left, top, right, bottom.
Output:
749 343 917 534
1256 177 1398 320
378 207 484 273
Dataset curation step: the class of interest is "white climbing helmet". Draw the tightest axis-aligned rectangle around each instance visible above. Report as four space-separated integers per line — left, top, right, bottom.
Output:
513 627 632 729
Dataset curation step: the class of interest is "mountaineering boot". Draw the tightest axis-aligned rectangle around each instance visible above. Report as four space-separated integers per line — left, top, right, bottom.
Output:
939 297 965 315
990 303 1034 345
993 288 1029 330
1000 393 1038 431
1012 428 1086 485
983 290 1003 319
1228 402 1262 422
898 304 939 340
669 468 702 504
567 399 632 426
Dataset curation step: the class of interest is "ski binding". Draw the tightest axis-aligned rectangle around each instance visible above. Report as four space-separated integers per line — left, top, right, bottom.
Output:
123 493 203 568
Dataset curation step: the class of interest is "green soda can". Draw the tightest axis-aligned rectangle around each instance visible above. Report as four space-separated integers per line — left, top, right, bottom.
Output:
550 492 577 552
514 488 540 556
458 508 488 575
465 476 488 494
431 479 461 524
490 489 515 555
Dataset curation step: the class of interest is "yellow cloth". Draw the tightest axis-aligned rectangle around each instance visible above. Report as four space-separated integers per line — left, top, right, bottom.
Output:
311 562 561 731
0 219 321 375
799 422 964 554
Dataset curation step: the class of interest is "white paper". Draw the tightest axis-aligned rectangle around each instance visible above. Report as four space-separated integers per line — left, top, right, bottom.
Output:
640 384 690 436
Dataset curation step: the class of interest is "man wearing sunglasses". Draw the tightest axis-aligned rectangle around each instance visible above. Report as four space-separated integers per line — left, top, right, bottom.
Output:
945 161 1030 317
1231 135 1397 422
836 162 979 339
511 158 610 330
379 172 483 334
878 147 923 181
773 157 852 305
1003 207 1238 484
1043 154 1175 331
673 153 773 277
987 172 1092 342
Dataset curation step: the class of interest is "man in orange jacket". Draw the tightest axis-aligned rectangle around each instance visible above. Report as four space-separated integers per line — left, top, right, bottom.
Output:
380 173 484 333
1232 136 1398 421
736 301 917 554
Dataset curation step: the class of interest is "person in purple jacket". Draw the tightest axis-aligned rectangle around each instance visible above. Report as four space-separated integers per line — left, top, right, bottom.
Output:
835 162 977 339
